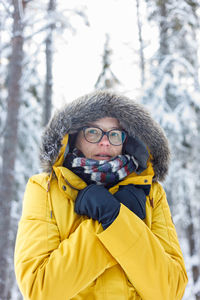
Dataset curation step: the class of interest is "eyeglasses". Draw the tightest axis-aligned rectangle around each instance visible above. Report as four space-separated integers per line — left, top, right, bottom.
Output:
82 126 127 146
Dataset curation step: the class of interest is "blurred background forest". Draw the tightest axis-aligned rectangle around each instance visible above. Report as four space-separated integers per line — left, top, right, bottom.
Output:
0 0 200 299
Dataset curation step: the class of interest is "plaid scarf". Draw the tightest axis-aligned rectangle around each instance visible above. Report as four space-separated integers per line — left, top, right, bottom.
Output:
63 148 139 186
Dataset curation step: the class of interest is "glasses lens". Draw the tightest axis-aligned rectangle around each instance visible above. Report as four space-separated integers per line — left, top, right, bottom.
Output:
109 130 126 145
84 127 102 143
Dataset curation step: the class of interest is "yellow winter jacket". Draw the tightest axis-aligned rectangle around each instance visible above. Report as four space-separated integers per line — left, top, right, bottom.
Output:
15 133 188 300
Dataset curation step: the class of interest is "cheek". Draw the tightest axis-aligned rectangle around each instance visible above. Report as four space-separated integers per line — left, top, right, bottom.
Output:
75 135 93 157
75 134 85 152
114 145 122 156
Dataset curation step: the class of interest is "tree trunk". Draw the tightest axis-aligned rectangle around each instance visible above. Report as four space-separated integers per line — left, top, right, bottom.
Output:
185 200 200 300
95 34 120 89
43 0 56 126
158 0 169 63
136 0 145 86
0 0 24 299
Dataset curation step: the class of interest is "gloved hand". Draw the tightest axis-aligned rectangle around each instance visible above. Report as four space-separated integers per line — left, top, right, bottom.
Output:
75 184 120 230
114 184 147 219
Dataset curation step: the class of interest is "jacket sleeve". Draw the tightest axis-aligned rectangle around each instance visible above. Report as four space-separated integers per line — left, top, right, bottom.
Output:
97 183 188 300
14 178 116 300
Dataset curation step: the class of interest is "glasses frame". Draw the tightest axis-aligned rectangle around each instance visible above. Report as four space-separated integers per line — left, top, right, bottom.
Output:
82 126 127 146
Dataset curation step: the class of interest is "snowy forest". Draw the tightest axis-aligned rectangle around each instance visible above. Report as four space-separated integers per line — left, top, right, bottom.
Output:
0 0 200 299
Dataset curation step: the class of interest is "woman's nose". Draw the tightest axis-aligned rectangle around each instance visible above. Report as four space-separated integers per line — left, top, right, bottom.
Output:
99 134 110 146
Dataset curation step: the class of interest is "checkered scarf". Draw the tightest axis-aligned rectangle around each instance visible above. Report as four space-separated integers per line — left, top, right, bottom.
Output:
63 148 139 186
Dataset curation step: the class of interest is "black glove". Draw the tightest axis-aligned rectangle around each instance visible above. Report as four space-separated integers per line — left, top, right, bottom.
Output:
114 184 147 219
75 184 120 230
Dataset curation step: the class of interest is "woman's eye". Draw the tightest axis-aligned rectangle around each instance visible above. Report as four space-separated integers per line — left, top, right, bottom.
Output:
89 129 97 134
88 128 98 135
111 131 119 137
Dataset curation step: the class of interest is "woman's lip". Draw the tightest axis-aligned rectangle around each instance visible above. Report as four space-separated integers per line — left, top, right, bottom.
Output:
95 154 111 157
94 154 111 159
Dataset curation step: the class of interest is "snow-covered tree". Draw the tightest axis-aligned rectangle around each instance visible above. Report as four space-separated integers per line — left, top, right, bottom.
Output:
136 0 145 86
143 1 200 299
43 0 56 126
95 33 120 89
0 0 25 298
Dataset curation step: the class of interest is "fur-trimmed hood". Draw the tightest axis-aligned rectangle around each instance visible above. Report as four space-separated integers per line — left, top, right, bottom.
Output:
40 90 170 181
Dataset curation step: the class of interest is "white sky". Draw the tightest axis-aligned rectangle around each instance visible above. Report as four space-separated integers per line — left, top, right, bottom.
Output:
53 0 158 108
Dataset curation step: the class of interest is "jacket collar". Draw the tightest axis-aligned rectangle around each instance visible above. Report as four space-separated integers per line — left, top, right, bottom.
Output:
52 159 154 202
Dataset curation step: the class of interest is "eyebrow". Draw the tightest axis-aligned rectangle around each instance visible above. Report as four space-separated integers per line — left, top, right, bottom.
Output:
86 123 122 130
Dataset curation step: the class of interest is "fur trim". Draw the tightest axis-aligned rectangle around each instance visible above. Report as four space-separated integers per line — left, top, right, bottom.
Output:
40 90 170 181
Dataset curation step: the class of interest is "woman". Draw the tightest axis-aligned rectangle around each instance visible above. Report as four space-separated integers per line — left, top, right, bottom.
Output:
15 90 188 300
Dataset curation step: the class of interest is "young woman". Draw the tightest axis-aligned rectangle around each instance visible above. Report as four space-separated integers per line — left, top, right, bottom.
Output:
15 90 188 300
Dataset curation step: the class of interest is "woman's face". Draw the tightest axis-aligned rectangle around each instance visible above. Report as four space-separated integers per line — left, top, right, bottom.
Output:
75 117 123 160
